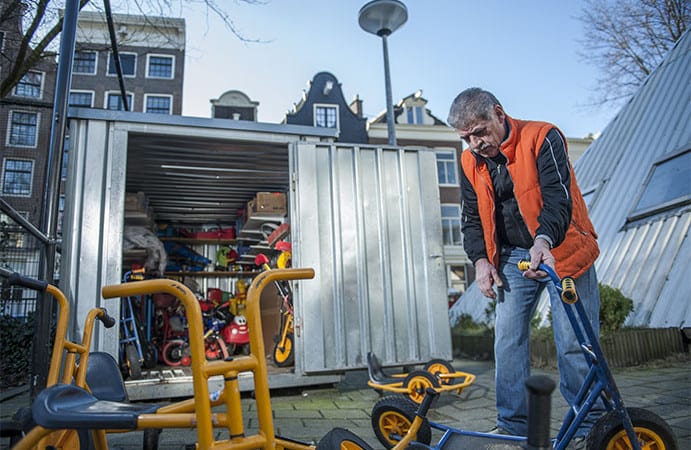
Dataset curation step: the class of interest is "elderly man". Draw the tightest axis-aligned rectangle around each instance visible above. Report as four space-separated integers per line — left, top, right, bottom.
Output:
447 87 603 444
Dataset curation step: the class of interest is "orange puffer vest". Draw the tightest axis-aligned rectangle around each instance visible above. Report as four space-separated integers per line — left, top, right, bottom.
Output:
461 115 599 278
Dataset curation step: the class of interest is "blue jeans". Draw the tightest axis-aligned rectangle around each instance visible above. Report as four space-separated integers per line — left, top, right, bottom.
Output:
494 247 603 436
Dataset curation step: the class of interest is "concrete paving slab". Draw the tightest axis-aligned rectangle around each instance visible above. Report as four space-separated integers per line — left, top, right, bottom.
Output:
1 355 688 449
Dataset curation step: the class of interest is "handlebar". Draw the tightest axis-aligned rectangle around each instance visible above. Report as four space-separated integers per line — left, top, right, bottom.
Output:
517 260 579 304
8 272 49 292
97 308 117 328
417 388 439 418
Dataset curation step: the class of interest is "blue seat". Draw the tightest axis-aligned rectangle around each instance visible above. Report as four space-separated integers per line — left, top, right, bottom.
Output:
32 384 160 430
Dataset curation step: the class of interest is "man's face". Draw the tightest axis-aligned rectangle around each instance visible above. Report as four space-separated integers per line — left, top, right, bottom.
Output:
457 105 506 158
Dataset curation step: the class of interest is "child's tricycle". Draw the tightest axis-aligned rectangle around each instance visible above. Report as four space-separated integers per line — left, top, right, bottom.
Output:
366 352 476 405
368 260 679 450
8 266 372 450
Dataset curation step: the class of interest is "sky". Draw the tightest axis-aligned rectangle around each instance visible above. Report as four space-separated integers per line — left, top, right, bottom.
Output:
179 0 620 139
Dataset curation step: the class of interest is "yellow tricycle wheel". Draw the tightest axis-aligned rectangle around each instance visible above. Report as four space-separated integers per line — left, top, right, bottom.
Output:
371 396 431 449
403 370 439 404
423 359 455 385
587 407 678 450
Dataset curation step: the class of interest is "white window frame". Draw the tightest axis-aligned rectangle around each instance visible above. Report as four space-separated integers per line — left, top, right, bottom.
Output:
105 91 134 111
441 203 463 247
6 110 40 148
313 104 339 130
405 105 424 124
107 51 137 77
14 70 45 99
68 90 95 107
446 264 469 298
144 94 173 114
146 54 175 79
73 50 98 75
2 157 35 197
436 148 459 187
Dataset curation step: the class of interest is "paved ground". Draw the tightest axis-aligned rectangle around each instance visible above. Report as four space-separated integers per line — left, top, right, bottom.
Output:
1 354 689 449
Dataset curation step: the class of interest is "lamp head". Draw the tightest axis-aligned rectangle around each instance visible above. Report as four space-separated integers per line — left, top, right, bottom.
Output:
358 0 408 37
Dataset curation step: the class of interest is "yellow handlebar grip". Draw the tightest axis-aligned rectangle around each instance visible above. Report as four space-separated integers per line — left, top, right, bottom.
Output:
517 260 531 271
561 278 578 304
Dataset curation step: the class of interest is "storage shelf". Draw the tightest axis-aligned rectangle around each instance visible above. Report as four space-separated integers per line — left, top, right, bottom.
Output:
159 237 236 245
164 271 259 277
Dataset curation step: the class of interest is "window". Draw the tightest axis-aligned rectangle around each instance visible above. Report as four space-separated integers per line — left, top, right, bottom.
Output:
68 91 94 107
57 195 65 235
145 95 172 114
147 54 174 79
73 50 97 74
314 104 338 129
14 71 43 98
406 106 424 124
436 149 459 186
106 92 134 111
447 265 468 298
628 147 691 222
441 204 462 246
0 212 27 249
107 52 136 76
61 134 70 180
2 159 34 196
7 111 39 147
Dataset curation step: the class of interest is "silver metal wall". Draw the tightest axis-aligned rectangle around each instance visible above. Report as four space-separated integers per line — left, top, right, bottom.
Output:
291 143 451 373
61 118 126 354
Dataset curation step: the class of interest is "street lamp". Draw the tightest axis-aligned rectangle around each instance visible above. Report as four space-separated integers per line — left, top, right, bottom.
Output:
358 0 408 146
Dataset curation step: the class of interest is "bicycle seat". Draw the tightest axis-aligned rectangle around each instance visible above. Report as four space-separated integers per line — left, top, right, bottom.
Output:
86 352 128 402
367 352 399 385
32 384 161 430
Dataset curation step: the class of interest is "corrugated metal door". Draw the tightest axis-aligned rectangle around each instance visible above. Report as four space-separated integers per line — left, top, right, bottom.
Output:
290 142 452 373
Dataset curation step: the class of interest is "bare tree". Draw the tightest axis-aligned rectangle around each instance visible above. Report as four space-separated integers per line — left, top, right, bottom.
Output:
0 0 266 98
579 0 689 106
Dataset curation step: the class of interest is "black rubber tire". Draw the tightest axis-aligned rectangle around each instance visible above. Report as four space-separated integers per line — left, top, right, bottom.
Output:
143 428 161 450
273 333 294 367
371 395 432 449
143 345 158 369
125 344 142 379
316 427 374 450
586 407 678 450
403 370 439 404
423 359 455 385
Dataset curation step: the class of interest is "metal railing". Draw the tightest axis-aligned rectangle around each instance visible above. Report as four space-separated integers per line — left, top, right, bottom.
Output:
0 209 45 319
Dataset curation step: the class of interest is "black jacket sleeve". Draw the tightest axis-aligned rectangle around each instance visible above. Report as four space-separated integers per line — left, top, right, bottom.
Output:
535 128 572 247
460 158 488 264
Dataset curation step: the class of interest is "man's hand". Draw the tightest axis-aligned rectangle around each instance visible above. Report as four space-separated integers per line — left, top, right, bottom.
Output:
525 237 555 279
475 258 503 299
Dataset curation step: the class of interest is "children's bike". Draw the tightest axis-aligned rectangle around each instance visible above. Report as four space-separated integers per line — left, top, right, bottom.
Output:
255 253 296 367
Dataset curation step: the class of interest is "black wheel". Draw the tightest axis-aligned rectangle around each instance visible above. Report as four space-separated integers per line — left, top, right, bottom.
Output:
143 344 158 369
404 370 439 404
316 427 374 450
423 359 455 385
143 428 161 450
273 333 294 367
371 395 432 449
586 407 678 450
125 344 142 379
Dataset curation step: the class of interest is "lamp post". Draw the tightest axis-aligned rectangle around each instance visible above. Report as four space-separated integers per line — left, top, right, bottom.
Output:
358 0 408 146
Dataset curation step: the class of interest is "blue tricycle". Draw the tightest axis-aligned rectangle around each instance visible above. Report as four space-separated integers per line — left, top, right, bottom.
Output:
367 261 678 450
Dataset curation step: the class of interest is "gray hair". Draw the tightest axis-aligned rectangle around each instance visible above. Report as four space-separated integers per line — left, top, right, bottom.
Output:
447 88 502 130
